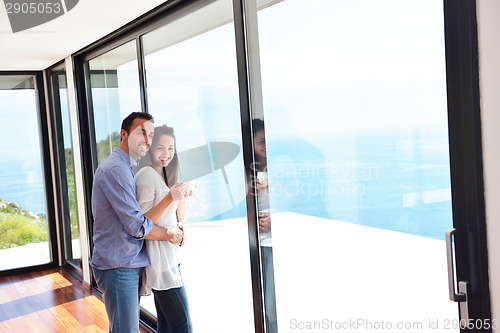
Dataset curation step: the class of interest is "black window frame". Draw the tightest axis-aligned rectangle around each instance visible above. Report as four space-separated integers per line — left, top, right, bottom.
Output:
45 60 84 276
443 0 491 327
0 71 59 277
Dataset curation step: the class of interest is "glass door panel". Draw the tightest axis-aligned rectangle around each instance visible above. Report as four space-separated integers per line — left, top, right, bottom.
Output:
252 0 458 331
49 70 81 269
141 0 255 331
87 40 142 165
0 75 51 271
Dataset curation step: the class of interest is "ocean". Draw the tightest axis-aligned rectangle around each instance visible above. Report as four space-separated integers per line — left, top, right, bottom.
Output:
179 128 453 241
0 161 46 215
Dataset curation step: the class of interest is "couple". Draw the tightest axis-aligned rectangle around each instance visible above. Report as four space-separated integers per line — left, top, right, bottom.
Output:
89 112 193 333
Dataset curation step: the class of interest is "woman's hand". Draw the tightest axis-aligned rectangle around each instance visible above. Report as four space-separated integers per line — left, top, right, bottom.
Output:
256 181 269 192
170 183 195 201
170 183 187 201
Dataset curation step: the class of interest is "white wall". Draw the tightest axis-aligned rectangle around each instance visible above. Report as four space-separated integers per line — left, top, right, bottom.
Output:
477 0 500 327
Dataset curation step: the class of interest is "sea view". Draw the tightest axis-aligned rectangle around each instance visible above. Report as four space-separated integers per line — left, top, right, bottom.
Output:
0 161 46 215
0 127 453 241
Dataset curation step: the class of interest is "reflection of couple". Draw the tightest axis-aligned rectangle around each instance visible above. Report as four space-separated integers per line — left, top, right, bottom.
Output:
90 112 193 333
253 118 278 333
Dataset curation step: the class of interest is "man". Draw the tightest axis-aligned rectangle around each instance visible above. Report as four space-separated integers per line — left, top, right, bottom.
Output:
90 112 187 332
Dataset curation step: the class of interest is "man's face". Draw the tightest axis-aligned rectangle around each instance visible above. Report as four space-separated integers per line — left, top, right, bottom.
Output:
123 118 154 160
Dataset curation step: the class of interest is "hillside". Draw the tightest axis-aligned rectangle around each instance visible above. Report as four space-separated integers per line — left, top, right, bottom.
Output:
0 199 47 249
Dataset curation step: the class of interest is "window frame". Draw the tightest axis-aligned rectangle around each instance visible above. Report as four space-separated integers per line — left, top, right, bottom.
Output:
0 71 58 277
46 60 83 275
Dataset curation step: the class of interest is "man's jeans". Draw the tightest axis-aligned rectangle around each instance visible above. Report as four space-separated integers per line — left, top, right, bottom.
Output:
93 267 143 333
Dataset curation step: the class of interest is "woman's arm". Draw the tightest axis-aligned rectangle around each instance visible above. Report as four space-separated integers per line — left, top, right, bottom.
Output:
136 185 175 225
142 184 187 245
144 183 188 223
144 191 174 223
136 167 185 224
176 198 187 223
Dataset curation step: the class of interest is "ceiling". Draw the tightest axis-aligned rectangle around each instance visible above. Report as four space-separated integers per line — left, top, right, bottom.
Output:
0 0 169 70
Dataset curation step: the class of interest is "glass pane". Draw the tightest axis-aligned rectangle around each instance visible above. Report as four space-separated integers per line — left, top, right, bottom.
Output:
253 0 458 331
141 0 255 331
50 70 81 269
0 75 51 271
88 40 142 164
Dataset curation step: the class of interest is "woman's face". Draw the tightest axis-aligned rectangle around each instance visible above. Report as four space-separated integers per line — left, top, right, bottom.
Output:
253 129 266 159
152 134 175 168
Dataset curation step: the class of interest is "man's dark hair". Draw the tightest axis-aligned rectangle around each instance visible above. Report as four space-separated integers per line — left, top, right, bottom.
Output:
121 112 154 134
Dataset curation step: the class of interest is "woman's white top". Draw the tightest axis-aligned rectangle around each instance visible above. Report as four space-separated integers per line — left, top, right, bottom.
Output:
258 187 273 247
135 166 182 295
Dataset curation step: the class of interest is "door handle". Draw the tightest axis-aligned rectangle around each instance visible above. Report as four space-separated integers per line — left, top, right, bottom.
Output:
446 229 470 323
446 229 466 302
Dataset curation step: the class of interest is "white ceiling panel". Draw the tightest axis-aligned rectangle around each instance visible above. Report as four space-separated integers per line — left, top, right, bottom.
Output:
0 0 169 70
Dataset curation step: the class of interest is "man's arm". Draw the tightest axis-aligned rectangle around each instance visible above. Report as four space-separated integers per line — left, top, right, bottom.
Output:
100 166 154 238
144 224 183 245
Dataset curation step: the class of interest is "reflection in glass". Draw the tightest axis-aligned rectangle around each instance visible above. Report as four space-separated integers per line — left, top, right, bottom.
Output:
50 70 81 269
88 40 142 164
141 0 255 331
252 118 278 333
254 0 458 330
0 75 50 271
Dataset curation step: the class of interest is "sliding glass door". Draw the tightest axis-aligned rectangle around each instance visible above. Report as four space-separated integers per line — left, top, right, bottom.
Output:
48 66 81 270
245 0 460 331
141 1 255 330
87 40 143 166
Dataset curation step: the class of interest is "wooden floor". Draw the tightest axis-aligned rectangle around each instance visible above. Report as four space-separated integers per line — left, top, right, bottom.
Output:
0 268 150 332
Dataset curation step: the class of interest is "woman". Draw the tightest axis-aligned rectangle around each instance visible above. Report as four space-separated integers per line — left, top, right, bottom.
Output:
135 125 193 333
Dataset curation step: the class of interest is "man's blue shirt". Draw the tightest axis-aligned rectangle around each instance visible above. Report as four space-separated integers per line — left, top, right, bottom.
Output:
89 147 153 269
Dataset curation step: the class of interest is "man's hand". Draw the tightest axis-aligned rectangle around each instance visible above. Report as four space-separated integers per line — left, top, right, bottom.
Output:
178 223 186 246
167 225 184 245
258 212 271 234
